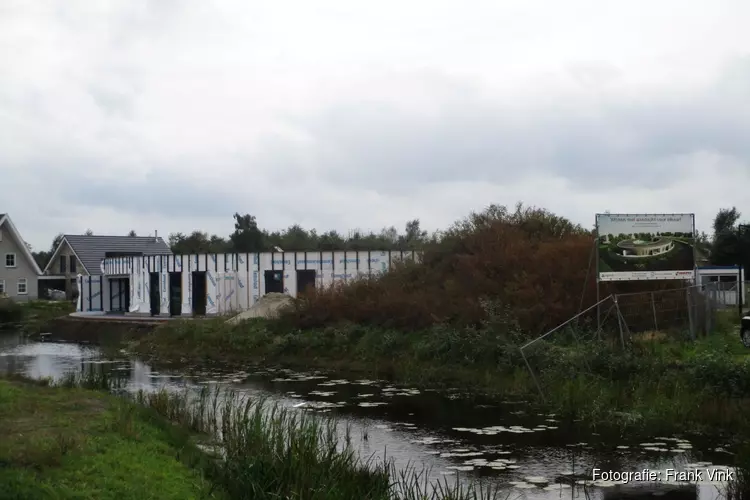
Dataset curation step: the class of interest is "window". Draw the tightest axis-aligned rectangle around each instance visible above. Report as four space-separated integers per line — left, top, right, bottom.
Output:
69 255 76 273
5 253 16 268
60 255 67 273
0 280 5 294
17 278 27 295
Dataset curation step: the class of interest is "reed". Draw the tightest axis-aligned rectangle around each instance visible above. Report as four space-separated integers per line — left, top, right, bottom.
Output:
130 384 508 500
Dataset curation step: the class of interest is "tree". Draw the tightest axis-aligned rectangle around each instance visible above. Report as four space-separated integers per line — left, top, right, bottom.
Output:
169 231 211 254
229 213 264 252
31 233 64 270
710 207 750 268
84 229 93 236
713 207 740 236
401 219 428 249
128 230 137 237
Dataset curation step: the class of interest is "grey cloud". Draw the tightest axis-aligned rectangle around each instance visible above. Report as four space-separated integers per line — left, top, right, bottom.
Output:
62 170 245 218
271 57 750 194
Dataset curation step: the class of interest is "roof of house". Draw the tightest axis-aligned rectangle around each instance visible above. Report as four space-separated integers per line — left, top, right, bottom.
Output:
44 235 172 275
0 213 44 275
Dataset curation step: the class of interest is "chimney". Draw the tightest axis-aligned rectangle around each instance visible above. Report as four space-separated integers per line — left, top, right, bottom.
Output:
154 230 158 242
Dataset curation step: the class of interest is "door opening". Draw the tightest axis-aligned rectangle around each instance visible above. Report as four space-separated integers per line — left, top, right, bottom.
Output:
169 272 182 316
264 270 284 294
296 270 316 296
192 271 207 316
110 278 130 313
149 272 160 316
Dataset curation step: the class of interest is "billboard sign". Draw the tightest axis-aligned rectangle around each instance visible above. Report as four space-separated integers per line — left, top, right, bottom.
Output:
595 213 696 281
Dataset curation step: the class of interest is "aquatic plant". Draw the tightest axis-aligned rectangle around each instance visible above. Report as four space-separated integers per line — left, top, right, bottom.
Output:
725 447 750 500
131 385 509 500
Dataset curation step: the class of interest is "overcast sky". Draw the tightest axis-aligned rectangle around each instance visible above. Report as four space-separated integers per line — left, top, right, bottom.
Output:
2 1 749 250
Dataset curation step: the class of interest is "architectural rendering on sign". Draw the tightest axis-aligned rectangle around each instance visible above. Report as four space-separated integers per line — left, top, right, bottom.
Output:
595 213 696 281
77 250 420 316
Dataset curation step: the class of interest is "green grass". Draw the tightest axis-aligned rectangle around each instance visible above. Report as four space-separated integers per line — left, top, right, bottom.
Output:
0 373 507 500
0 376 223 500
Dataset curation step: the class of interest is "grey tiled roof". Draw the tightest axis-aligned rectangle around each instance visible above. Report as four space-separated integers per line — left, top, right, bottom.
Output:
64 235 172 274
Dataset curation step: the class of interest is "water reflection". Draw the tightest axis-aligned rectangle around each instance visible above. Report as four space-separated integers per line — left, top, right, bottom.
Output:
0 334 735 500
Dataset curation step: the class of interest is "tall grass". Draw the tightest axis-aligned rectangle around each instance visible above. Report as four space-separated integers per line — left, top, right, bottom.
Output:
134 386 508 500
725 447 750 500
47 372 507 500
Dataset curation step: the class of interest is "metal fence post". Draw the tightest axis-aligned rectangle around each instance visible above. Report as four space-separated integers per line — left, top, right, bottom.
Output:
651 291 658 332
686 287 695 340
705 283 711 335
614 295 626 349
520 348 545 403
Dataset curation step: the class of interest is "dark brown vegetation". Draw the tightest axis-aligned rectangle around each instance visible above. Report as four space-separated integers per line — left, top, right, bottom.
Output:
276 204 691 337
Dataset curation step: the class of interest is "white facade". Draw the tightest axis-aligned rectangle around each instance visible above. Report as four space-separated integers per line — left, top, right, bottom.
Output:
695 265 746 307
78 250 421 315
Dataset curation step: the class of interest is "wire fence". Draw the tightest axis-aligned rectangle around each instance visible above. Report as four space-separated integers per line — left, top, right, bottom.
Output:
518 281 746 401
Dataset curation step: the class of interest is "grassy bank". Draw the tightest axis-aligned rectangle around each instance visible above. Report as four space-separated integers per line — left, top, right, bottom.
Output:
121 310 750 437
0 376 222 499
0 298 74 333
1 373 504 499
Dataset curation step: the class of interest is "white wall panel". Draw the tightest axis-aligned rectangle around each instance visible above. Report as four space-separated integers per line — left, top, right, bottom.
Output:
283 269 295 296
159 270 169 315
259 253 272 296
217 272 239 314
205 267 218 314
321 252 334 271
214 254 225 304
251 253 260 306
181 268 191 315
187 271 194 314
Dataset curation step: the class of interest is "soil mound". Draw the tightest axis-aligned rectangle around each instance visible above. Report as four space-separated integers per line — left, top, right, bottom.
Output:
226 292 293 323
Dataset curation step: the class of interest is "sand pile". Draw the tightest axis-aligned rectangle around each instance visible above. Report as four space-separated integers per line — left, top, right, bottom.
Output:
226 292 294 323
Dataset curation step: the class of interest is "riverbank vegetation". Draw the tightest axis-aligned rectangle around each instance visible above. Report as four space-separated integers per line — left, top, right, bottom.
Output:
0 298 74 332
119 204 750 441
1 373 504 500
126 309 749 435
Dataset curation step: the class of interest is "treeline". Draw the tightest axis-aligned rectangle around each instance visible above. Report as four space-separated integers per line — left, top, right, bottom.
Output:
29 206 749 274
168 213 436 254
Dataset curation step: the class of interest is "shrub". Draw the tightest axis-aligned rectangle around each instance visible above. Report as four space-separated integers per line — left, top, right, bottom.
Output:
277 204 597 338
276 203 690 340
0 298 24 325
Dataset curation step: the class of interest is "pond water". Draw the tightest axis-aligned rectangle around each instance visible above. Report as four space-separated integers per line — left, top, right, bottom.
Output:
0 332 738 499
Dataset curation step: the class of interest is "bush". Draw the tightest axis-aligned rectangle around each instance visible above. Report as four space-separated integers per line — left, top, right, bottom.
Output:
687 351 750 396
0 298 24 325
276 203 689 340
277 204 597 339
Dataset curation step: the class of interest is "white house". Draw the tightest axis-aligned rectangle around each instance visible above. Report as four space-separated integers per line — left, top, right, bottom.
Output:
77 249 421 316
